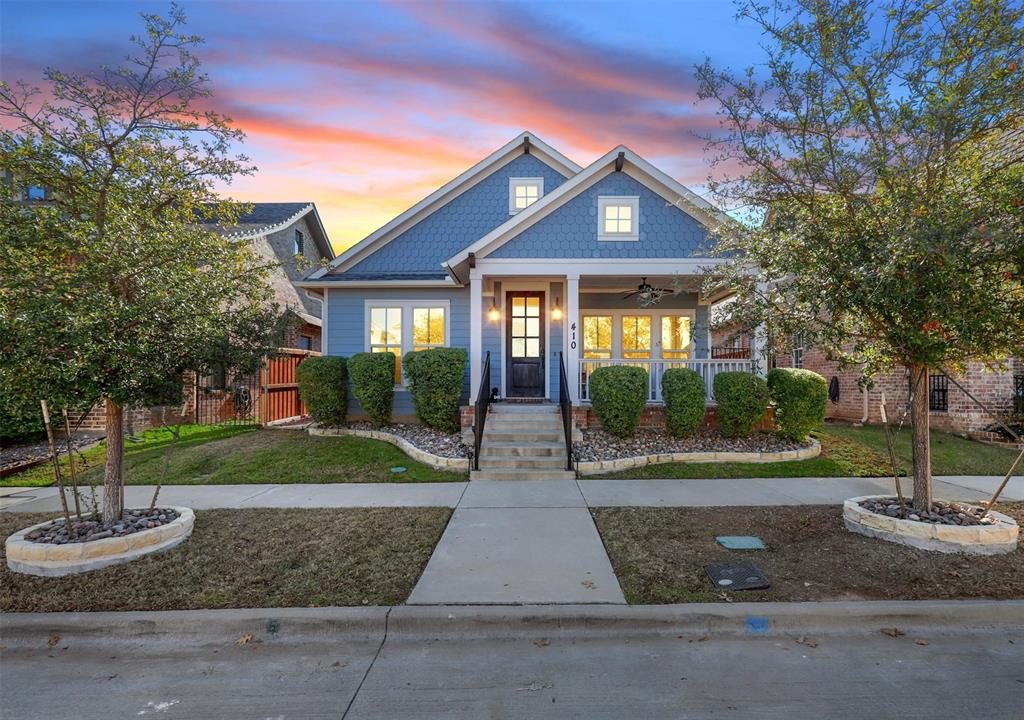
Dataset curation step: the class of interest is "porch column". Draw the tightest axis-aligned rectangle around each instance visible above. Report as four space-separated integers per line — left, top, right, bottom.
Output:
565 272 580 402
751 281 769 377
470 270 483 402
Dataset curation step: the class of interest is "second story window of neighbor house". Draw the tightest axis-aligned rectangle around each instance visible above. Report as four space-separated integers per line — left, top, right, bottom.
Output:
598 196 640 241
509 177 543 214
294 229 305 256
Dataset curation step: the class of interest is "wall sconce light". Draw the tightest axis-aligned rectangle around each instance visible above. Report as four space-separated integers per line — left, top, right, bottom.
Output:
551 297 563 321
488 303 500 322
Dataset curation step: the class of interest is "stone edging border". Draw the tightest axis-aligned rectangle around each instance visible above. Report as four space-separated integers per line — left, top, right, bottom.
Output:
307 426 470 471
5 506 195 577
576 439 821 475
843 495 1018 555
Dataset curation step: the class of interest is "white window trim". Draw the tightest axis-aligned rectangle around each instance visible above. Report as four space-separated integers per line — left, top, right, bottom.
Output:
363 299 451 386
508 177 545 215
597 195 640 241
580 308 696 359
791 332 805 369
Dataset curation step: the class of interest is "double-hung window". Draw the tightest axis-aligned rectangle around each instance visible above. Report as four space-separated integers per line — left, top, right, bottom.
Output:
622 315 652 359
509 178 544 214
791 333 805 369
598 196 640 241
582 316 612 359
367 301 449 385
661 316 692 359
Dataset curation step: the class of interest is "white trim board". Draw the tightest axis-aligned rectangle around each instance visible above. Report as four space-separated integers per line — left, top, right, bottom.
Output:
445 146 731 268
310 132 580 279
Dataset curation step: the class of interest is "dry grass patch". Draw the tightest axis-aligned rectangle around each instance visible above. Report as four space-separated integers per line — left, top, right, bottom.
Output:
592 503 1024 604
1 507 451 611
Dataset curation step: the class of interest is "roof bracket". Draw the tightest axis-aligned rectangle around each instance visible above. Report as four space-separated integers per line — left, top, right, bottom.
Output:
523 137 531 154
614 151 625 172
468 252 476 268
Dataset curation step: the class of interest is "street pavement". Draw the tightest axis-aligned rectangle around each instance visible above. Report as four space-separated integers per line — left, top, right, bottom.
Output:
3 603 1023 719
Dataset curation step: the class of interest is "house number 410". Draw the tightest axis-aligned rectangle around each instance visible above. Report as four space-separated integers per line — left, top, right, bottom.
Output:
570 322 577 350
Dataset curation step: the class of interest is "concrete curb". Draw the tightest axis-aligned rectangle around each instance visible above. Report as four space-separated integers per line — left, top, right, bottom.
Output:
3 600 1021 647
308 426 470 472
576 439 821 475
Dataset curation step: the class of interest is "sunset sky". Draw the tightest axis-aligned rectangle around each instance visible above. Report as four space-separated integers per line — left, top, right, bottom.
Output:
0 1 767 253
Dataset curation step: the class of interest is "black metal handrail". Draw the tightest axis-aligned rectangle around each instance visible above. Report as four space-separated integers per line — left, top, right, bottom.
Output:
558 352 574 472
472 351 491 471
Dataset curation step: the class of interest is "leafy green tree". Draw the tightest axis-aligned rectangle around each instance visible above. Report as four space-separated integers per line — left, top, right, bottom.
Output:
698 0 1024 508
0 5 287 522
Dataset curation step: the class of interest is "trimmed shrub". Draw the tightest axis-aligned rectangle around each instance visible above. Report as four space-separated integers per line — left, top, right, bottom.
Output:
661 368 706 437
296 356 348 425
713 371 769 438
589 365 648 438
767 367 827 442
0 398 45 447
403 348 467 433
348 352 395 427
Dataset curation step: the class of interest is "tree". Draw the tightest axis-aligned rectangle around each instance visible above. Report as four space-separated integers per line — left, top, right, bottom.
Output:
697 0 1024 507
0 5 288 522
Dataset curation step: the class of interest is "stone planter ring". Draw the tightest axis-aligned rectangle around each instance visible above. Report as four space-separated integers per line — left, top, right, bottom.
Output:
6 506 195 577
843 495 1018 555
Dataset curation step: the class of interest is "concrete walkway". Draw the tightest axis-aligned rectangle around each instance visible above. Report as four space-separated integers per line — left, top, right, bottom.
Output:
2 474 1020 513
409 480 624 604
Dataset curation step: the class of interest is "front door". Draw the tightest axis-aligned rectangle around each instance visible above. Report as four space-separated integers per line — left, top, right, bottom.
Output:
506 291 545 397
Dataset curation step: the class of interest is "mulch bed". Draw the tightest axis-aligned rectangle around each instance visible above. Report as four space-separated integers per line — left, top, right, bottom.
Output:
23 508 180 544
1 507 451 611
592 503 1024 604
574 427 810 462
344 422 469 458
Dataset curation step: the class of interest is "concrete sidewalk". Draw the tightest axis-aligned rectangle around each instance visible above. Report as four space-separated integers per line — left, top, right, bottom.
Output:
2 474 1019 513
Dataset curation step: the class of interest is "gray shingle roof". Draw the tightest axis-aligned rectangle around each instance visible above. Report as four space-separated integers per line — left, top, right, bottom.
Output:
320 272 450 282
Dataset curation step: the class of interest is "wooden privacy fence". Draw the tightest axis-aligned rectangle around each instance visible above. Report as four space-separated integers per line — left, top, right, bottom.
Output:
261 348 321 423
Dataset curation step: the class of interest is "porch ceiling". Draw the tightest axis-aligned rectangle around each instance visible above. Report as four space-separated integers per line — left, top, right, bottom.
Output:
580 275 704 293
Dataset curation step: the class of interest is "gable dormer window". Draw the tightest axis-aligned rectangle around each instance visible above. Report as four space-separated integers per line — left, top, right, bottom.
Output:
598 196 640 241
294 229 305 256
509 177 544 214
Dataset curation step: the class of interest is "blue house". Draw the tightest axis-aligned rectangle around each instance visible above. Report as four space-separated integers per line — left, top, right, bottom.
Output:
298 132 760 432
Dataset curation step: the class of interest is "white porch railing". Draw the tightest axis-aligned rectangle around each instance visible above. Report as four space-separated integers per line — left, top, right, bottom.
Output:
578 358 755 404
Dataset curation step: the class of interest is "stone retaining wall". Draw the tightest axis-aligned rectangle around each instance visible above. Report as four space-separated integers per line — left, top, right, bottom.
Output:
576 439 821 475
307 427 470 472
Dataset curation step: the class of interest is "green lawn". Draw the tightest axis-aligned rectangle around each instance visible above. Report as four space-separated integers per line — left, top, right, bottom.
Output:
593 423 1019 479
823 423 1020 476
3 424 467 487
1 507 451 611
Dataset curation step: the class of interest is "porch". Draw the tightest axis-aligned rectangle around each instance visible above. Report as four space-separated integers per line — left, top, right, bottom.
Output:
467 259 764 406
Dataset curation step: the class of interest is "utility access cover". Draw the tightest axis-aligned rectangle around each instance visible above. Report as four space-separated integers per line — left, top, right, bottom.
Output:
704 561 770 591
716 535 766 550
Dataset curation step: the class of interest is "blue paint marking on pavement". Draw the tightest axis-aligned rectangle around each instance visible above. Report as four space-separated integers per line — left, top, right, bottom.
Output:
746 616 770 634
716 535 766 550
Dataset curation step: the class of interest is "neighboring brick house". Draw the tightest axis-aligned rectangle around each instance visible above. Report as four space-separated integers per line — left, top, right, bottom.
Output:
73 203 336 432
208 202 335 351
710 323 1023 438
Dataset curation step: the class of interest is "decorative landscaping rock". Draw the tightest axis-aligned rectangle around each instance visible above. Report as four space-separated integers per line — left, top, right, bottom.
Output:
844 495 1018 555
308 424 470 471
574 428 810 462
574 428 820 474
6 506 195 576
0 435 99 477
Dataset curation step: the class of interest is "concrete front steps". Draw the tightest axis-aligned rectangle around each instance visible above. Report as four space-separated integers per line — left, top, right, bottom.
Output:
472 403 575 481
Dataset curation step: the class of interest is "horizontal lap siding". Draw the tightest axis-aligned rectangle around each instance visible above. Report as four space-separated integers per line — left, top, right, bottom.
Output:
326 287 470 421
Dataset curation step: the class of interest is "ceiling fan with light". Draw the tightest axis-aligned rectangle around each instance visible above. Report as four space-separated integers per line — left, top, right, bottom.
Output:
622 277 673 301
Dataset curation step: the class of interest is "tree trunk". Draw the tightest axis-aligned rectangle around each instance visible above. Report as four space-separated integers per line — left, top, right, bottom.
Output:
103 398 124 524
909 364 932 510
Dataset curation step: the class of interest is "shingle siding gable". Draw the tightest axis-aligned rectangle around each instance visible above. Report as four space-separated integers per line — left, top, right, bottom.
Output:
488 172 715 259
346 153 568 273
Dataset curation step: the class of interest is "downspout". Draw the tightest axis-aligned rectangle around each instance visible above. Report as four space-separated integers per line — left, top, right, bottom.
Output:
859 368 869 425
